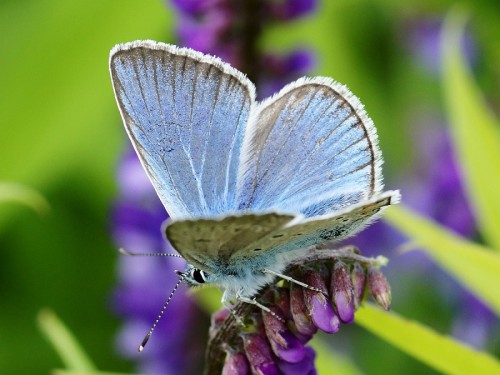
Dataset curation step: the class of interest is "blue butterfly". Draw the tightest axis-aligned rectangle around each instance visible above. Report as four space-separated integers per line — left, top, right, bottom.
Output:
110 40 400 313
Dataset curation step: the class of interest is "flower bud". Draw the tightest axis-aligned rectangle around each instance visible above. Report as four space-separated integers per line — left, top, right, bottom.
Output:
302 268 340 333
290 282 317 339
262 305 306 363
331 261 355 323
368 267 392 310
351 263 367 309
242 333 280 375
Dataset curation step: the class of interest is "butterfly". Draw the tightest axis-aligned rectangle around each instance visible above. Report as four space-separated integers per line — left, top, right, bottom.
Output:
109 40 400 313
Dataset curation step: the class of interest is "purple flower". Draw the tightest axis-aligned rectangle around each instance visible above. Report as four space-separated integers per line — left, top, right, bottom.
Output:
265 0 317 21
258 50 315 98
332 261 355 323
169 0 316 94
302 267 340 334
405 17 477 75
408 126 476 237
452 292 497 349
367 267 391 311
262 305 306 363
208 252 392 374
112 150 208 374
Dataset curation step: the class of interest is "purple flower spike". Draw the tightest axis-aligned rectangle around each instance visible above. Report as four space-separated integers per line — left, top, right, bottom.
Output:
278 346 316 375
290 283 317 338
351 263 367 309
222 350 250 375
266 0 317 20
368 267 392 310
303 270 340 333
170 0 216 15
262 306 306 363
242 333 280 375
331 261 355 323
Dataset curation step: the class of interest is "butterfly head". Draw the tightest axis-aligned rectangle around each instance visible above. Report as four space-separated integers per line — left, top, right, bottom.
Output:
180 264 211 286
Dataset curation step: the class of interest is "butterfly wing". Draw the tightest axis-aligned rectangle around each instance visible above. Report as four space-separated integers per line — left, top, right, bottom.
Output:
165 213 295 273
166 191 399 273
241 190 400 256
110 41 255 220
237 77 382 217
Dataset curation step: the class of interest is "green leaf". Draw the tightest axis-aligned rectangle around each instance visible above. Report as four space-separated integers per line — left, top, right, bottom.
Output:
384 205 500 317
356 304 500 375
441 7 500 251
37 309 95 371
0 182 50 215
0 1 171 230
311 339 364 375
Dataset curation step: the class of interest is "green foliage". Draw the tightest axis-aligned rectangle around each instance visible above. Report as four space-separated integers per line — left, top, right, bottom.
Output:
357 304 500 374
442 7 500 251
38 309 96 371
0 182 50 215
385 205 500 316
372 8 500 373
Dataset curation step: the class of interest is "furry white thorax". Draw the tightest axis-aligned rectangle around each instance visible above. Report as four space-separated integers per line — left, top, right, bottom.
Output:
184 248 305 303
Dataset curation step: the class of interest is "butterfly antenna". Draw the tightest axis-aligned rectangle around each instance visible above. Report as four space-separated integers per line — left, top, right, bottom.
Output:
138 273 185 352
119 248 183 258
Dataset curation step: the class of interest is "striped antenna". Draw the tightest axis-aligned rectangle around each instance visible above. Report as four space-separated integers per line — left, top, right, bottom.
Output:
119 248 183 258
138 272 186 352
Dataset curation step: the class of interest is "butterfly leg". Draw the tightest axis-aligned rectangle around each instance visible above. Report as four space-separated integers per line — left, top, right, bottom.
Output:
262 268 327 294
236 290 285 322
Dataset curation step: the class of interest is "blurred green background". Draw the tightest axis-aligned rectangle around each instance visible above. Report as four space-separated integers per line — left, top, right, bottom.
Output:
1 0 499 374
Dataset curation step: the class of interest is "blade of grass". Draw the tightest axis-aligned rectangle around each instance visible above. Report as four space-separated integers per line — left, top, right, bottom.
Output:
385 205 500 316
0 182 50 215
356 304 500 375
38 309 95 371
441 7 500 251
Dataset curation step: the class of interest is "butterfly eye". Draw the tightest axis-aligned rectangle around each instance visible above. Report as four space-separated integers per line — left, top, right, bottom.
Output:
191 268 207 284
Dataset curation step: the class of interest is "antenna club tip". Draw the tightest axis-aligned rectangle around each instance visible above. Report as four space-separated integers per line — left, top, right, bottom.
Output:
139 332 152 352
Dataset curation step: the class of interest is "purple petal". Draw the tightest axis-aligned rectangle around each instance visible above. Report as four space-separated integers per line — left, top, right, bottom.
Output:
278 346 316 374
266 0 317 20
117 150 158 202
331 261 355 323
262 306 306 363
290 283 317 338
170 0 223 15
302 270 340 333
242 333 280 375
223 351 250 375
